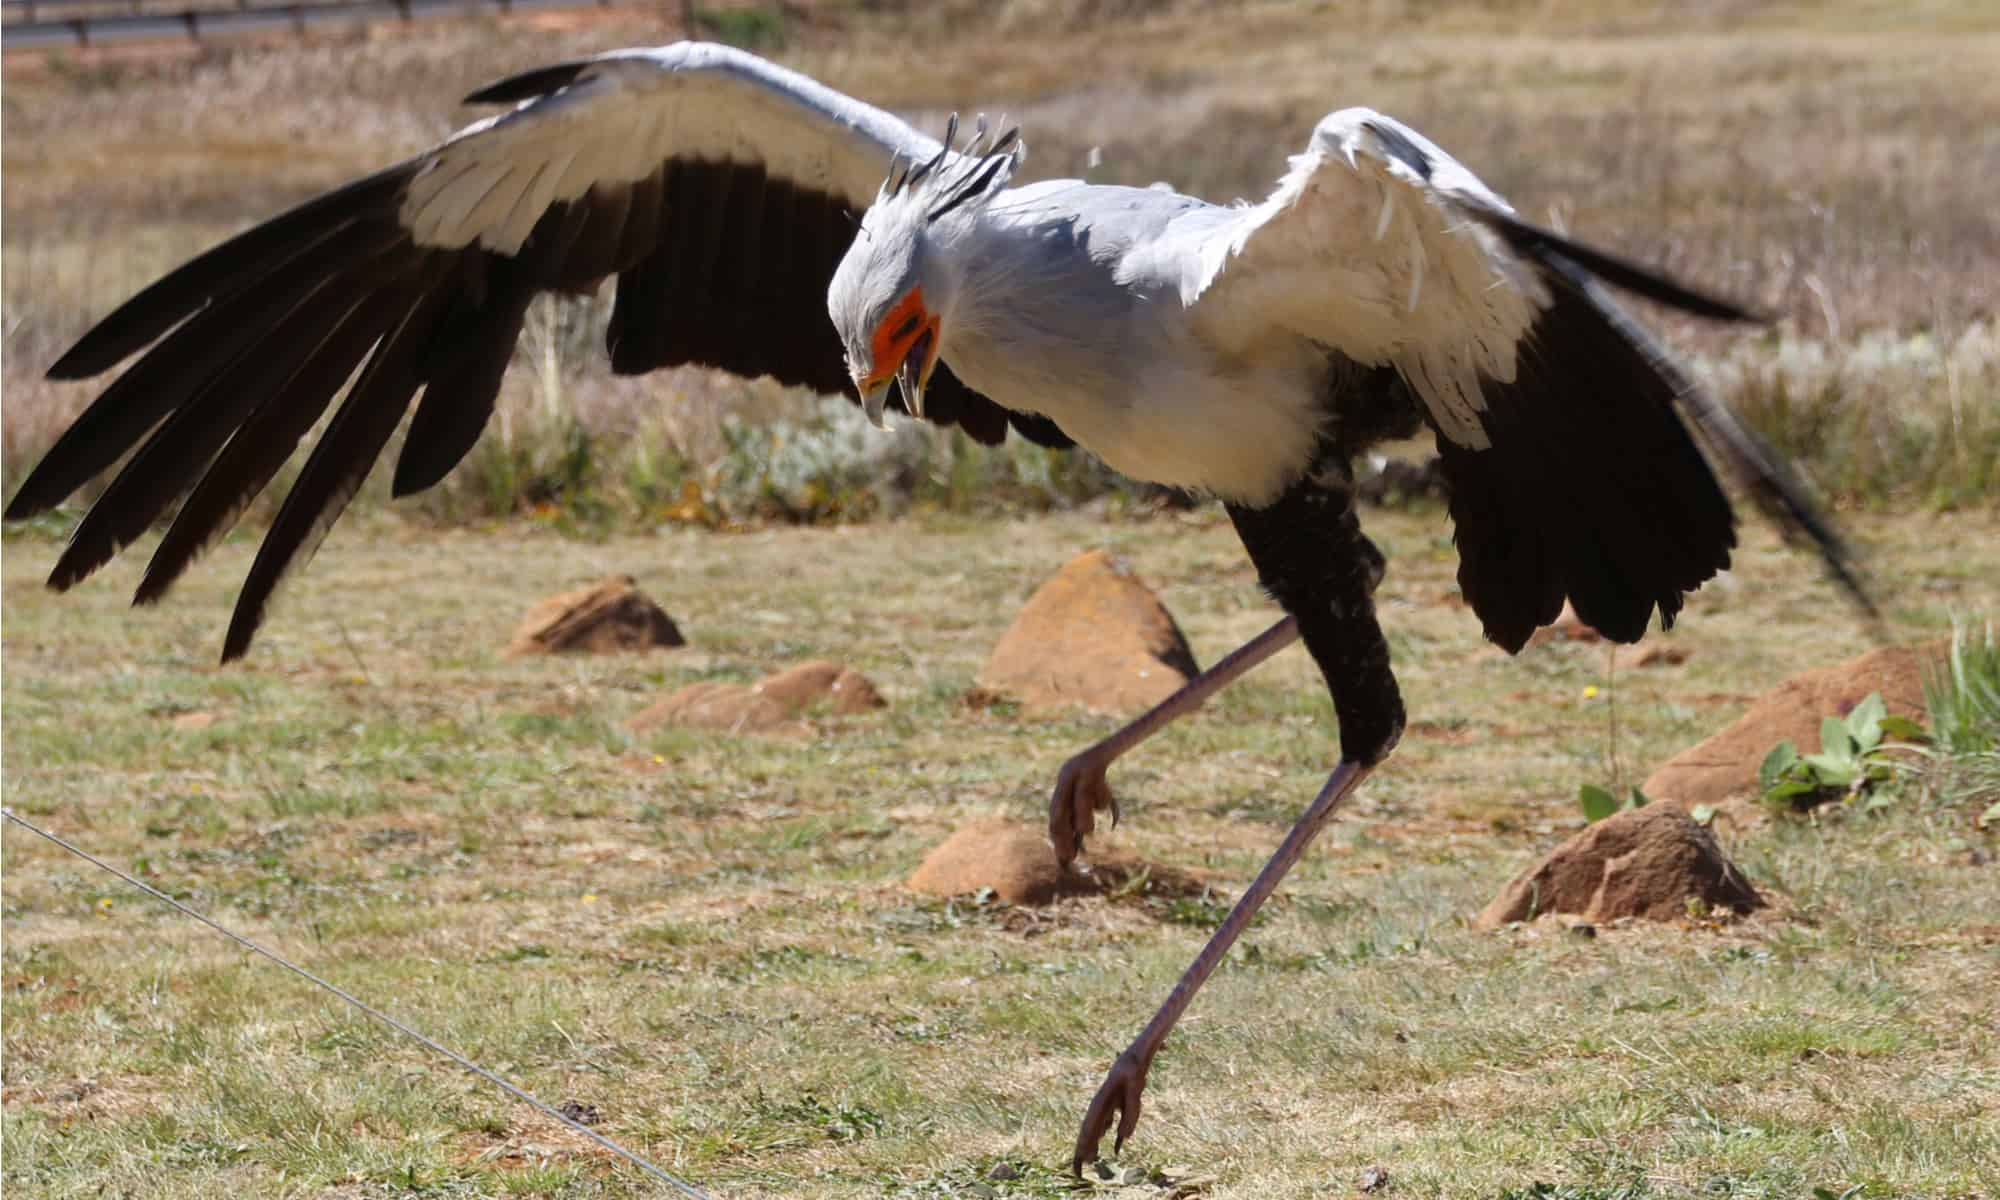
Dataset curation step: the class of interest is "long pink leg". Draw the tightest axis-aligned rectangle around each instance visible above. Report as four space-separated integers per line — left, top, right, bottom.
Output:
1049 615 1300 865
1070 758 1373 1173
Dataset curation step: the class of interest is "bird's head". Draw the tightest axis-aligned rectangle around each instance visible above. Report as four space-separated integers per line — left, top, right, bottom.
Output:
828 118 1021 428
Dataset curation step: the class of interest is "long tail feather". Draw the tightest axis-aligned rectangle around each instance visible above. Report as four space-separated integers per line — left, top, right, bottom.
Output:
1481 210 1764 324
1532 247 1877 624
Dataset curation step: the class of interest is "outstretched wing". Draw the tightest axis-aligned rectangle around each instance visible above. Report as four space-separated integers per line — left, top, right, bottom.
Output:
6 42 1063 661
1187 107 1869 652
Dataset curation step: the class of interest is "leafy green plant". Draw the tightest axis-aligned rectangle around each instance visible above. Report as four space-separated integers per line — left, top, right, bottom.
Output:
1578 783 1649 824
1757 692 1925 812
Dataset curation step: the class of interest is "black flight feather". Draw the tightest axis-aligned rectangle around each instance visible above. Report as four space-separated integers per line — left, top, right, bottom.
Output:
50 267 382 593
137 281 426 605
12 217 407 525
393 271 538 497
1436 223 1869 654
462 61 594 106
1435 281 1738 652
1531 248 1874 622
47 166 414 380
221 285 456 662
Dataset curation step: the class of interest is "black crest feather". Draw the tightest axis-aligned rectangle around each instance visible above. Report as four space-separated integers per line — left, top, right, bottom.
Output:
880 114 1021 223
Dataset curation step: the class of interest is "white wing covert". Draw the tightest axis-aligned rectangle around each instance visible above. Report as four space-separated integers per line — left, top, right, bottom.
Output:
403 44 939 256
1186 108 1755 450
1184 108 1549 450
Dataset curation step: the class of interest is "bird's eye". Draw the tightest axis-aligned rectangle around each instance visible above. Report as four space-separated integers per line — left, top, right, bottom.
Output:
890 313 923 342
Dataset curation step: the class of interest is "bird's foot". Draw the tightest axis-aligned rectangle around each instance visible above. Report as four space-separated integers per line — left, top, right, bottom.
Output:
1070 1045 1154 1175
1049 750 1118 867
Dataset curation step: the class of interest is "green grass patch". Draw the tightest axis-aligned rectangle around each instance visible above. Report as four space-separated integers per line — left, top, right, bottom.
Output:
5 507 1997 1196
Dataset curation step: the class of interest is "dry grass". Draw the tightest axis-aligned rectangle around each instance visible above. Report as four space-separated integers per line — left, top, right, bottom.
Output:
4 504 1999 1197
3 5 2000 1195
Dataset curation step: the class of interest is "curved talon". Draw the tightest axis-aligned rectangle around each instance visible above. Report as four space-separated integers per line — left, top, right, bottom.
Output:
1070 1050 1152 1175
1049 753 1117 866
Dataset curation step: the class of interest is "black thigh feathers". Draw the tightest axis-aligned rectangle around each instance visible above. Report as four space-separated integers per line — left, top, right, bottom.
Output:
1227 451 1404 765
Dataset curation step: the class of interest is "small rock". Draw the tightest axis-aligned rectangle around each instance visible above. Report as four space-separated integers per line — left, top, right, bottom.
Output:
752 659 885 715
1358 1163 1391 1192
1635 643 1691 667
908 818 1086 906
628 680 794 734
628 660 885 735
907 821 1213 907
506 575 684 656
984 1161 1020 1181
555 1099 602 1126
1476 805 1762 929
979 550 1199 716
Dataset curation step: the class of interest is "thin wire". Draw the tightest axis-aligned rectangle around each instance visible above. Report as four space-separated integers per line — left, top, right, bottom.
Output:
1 807 711 1200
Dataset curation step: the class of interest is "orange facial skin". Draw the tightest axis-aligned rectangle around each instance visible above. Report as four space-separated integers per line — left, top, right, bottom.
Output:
861 286 941 391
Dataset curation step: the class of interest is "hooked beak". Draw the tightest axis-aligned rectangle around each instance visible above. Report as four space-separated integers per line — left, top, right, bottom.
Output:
859 379 893 430
855 323 939 430
896 327 937 420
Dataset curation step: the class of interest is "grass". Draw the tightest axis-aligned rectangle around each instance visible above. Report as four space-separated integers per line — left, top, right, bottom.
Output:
1909 623 2000 824
4 505 1998 1198
1927 623 2000 756
2 2 1999 1194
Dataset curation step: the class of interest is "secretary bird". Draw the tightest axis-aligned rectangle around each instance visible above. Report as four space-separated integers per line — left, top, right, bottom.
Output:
5 42 1869 1172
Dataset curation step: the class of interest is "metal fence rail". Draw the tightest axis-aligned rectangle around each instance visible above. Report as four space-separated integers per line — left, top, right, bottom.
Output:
3 0 615 50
